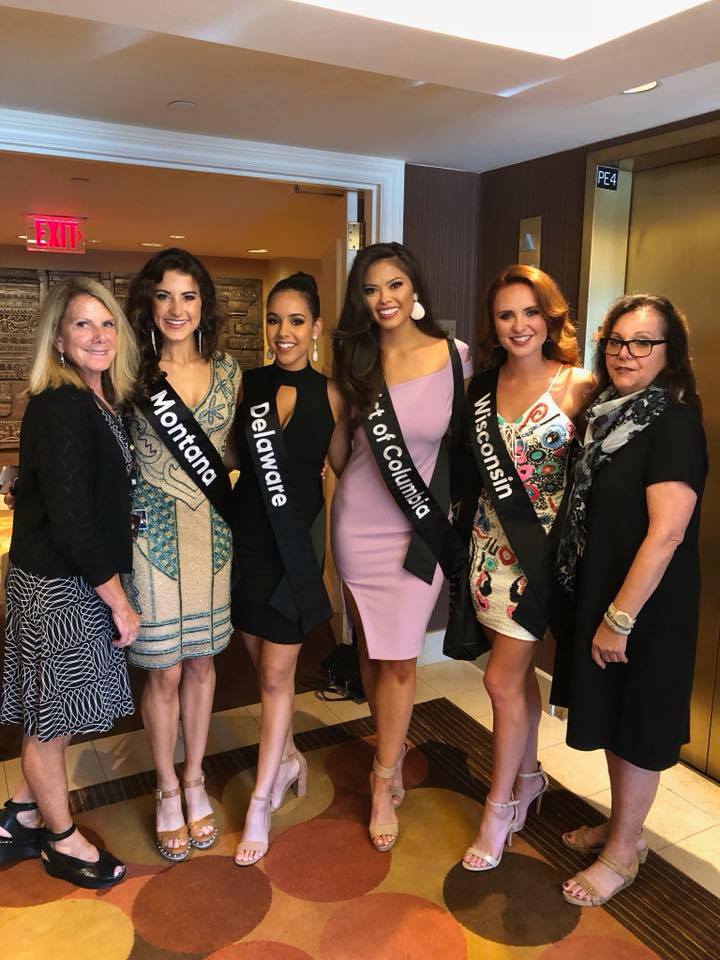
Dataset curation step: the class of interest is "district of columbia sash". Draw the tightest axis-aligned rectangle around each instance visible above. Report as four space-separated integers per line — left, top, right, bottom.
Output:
467 368 570 640
138 375 233 528
362 338 466 584
242 370 332 635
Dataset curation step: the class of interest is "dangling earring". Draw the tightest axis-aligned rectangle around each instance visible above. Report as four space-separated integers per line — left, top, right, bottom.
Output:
60 351 66 368
151 328 158 356
266 347 274 361
311 337 319 363
410 294 426 321
197 328 203 355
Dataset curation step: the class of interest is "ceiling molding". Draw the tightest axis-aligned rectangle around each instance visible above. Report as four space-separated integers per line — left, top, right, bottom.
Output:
0 107 405 244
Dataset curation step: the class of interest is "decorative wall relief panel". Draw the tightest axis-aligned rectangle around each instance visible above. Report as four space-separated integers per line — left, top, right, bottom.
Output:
0 267 262 455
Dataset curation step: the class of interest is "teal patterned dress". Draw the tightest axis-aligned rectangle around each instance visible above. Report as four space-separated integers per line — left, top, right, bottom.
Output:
126 353 241 669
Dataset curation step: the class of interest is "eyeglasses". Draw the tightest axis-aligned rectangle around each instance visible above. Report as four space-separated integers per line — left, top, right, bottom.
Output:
599 337 668 358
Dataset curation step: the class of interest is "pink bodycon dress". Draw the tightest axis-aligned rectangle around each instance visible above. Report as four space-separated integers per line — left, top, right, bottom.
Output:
331 340 473 660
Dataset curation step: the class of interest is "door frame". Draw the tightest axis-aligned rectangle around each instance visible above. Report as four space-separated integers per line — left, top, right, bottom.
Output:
0 106 404 244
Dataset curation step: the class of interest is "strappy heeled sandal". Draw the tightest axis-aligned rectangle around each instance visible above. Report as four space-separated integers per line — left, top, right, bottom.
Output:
462 796 519 872
41 824 126 889
0 799 42 863
562 851 639 907
155 785 191 861
183 774 219 849
562 824 649 863
391 740 411 808
270 751 308 813
511 763 549 834
369 758 399 852
235 794 271 867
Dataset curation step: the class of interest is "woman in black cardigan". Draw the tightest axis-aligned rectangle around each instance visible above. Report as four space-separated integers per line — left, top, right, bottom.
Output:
0 277 140 889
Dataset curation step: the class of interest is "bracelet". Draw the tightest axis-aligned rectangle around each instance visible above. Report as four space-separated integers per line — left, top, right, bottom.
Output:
603 612 631 636
607 603 635 631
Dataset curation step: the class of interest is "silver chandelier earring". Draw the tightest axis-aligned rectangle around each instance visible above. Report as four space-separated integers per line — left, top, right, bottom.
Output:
266 347 274 361
410 294 426 321
60 351 66 368
197 328 203 355
151 328 158 356
311 337 319 363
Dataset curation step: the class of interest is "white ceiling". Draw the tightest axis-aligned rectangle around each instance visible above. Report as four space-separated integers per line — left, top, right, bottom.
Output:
0 0 719 171
0 152 347 259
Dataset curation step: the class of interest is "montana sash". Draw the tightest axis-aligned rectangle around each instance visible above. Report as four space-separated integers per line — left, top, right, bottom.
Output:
242 373 331 635
468 368 569 639
362 342 466 583
139 377 233 528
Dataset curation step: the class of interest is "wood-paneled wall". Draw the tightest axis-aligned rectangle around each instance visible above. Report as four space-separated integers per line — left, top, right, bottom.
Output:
403 164 482 349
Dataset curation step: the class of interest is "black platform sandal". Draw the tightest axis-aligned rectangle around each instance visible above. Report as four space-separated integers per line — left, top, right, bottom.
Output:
0 799 42 864
41 825 126 889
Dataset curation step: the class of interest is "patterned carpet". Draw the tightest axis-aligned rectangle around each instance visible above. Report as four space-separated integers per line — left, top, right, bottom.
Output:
1 698 718 960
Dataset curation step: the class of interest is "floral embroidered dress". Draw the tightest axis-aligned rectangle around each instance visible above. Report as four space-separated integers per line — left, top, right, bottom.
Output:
126 353 241 669
469 375 574 642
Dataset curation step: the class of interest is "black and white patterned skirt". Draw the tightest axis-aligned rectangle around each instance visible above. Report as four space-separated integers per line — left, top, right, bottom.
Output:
0 566 134 741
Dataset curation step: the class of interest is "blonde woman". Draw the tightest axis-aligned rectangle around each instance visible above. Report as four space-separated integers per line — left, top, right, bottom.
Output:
0 278 140 889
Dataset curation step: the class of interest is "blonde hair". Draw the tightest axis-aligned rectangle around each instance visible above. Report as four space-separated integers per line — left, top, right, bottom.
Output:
28 277 138 403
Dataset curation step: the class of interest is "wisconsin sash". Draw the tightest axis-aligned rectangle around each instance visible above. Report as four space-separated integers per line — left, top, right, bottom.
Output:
138 376 233 528
467 368 571 639
242 369 332 635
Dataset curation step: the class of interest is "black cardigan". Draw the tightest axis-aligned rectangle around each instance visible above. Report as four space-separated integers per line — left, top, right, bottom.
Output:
9 385 133 587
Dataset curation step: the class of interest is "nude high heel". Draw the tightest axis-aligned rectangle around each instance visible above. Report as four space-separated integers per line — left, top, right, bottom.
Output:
369 758 399 852
270 751 308 813
462 796 519 872
235 794 271 867
511 763 549 834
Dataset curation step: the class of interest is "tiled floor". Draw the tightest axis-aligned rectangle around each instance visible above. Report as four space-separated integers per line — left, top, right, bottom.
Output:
2 658 719 897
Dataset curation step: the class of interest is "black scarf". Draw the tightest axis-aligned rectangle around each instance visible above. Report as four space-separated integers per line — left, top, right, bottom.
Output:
557 383 671 592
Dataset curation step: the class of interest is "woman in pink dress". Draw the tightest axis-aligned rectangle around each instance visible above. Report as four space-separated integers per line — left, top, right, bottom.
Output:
332 242 472 852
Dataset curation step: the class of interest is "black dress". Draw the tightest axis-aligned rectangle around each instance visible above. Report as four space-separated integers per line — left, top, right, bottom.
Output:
553 404 707 771
231 363 335 644
1 386 135 741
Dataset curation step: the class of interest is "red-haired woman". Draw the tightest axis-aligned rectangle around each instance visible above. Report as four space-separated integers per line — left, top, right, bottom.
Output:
461 265 593 872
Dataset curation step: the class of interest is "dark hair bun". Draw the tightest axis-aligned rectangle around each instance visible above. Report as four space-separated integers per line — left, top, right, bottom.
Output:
268 272 320 319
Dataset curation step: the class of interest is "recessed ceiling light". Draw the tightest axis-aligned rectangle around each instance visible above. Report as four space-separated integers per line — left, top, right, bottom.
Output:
169 234 186 239
289 1 706 59
88 239 101 243
167 100 196 110
140 242 164 247
17 234 27 239
247 248 269 254
622 80 659 94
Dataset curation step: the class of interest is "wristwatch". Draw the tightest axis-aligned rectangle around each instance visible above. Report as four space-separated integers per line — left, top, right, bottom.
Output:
608 603 635 631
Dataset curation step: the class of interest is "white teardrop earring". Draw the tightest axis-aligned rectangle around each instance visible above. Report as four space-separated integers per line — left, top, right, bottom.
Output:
266 347 274 361
410 294 426 322
311 337 319 363
151 328 158 356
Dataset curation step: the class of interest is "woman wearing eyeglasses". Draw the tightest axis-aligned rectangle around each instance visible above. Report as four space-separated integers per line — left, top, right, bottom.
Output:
554 294 706 908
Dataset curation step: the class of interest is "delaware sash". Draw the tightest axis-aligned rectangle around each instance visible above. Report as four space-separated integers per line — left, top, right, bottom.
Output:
138 376 233 527
362 340 466 583
467 369 569 639
242 372 332 635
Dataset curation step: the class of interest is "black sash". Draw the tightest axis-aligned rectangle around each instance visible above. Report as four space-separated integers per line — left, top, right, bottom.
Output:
242 374 332 635
362 340 466 583
138 376 233 528
467 368 569 639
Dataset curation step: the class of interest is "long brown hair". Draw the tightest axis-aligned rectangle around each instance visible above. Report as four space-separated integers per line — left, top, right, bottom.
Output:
477 264 580 371
126 248 223 400
332 242 445 420
593 294 702 417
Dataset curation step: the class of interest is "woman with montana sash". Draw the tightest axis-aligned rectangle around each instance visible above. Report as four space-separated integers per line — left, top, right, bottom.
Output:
232 272 350 867
332 242 473 854
125 248 241 862
461 265 593 873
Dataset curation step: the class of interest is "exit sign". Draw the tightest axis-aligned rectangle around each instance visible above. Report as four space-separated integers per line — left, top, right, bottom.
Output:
25 214 85 254
596 165 619 191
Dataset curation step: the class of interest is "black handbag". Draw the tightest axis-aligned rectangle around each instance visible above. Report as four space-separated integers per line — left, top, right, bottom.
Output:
317 637 366 702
